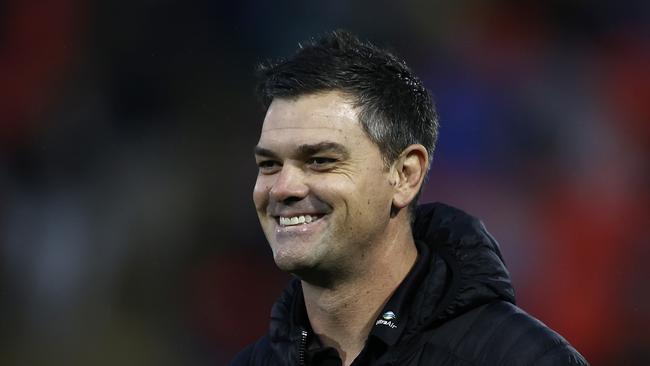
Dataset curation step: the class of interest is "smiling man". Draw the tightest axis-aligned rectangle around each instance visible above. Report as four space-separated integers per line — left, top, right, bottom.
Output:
231 31 588 366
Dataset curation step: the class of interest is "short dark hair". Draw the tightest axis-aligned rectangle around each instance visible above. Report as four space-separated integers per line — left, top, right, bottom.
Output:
257 30 439 208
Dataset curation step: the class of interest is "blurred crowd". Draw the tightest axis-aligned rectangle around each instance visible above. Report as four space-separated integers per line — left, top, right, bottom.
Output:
1 1 648 365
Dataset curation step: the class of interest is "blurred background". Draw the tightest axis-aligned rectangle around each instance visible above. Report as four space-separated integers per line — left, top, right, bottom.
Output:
1 0 648 365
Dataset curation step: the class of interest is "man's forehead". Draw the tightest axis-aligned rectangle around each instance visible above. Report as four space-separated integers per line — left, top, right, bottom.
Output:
261 92 360 131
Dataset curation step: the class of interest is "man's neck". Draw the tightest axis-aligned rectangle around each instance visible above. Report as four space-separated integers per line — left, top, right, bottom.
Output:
301 223 418 366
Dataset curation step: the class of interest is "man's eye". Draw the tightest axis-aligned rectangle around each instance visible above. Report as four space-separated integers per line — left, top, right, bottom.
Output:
257 160 280 172
308 157 337 167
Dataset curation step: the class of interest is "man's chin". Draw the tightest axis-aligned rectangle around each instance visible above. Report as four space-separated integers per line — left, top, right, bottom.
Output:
272 252 344 287
272 254 315 274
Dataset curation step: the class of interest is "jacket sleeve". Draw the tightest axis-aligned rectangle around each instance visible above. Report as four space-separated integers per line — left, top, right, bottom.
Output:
530 344 589 366
459 302 589 366
228 343 254 366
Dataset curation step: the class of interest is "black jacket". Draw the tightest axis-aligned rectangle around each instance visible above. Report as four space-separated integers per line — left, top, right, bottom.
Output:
231 203 589 365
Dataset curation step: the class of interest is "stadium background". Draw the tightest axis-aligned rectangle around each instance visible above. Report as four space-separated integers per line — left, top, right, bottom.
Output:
1 1 648 365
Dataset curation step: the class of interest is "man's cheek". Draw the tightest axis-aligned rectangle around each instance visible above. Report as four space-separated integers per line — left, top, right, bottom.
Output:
253 182 270 210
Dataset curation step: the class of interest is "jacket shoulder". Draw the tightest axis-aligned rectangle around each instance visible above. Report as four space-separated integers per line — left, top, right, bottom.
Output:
228 335 273 366
425 301 589 366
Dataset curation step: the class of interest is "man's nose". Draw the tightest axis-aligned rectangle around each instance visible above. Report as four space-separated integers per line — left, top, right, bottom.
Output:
269 164 309 202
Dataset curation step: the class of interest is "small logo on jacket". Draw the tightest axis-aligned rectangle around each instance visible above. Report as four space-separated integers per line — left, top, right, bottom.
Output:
376 311 398 329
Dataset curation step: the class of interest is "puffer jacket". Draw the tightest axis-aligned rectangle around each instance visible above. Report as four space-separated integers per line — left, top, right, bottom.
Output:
230 202 589 365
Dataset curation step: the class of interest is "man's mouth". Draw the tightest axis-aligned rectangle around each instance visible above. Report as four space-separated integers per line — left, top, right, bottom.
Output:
277 214 324 227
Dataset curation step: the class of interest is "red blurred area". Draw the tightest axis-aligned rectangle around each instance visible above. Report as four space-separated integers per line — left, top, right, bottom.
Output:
185 251 289 355
0 0 81 148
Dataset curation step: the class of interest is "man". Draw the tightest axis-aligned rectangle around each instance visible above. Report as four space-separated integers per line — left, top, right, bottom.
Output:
231 31 588 366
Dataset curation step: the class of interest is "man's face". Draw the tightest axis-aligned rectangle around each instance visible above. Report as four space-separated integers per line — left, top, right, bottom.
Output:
253 92 396 279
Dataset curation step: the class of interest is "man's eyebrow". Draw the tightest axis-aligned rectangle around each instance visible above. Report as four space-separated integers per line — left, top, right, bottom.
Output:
254 142 350 159
253 146 278 158
296 142 350 158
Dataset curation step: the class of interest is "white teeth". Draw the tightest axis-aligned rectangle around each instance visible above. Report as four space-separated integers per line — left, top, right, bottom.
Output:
279 214 320 226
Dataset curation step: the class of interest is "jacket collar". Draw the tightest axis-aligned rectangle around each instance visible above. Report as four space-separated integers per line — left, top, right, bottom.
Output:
409 202 515 331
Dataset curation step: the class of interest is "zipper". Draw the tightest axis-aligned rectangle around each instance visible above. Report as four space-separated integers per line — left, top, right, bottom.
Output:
298 329 308 366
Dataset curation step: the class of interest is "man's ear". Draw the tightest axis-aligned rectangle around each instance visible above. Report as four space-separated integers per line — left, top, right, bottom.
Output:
391 144 429 210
